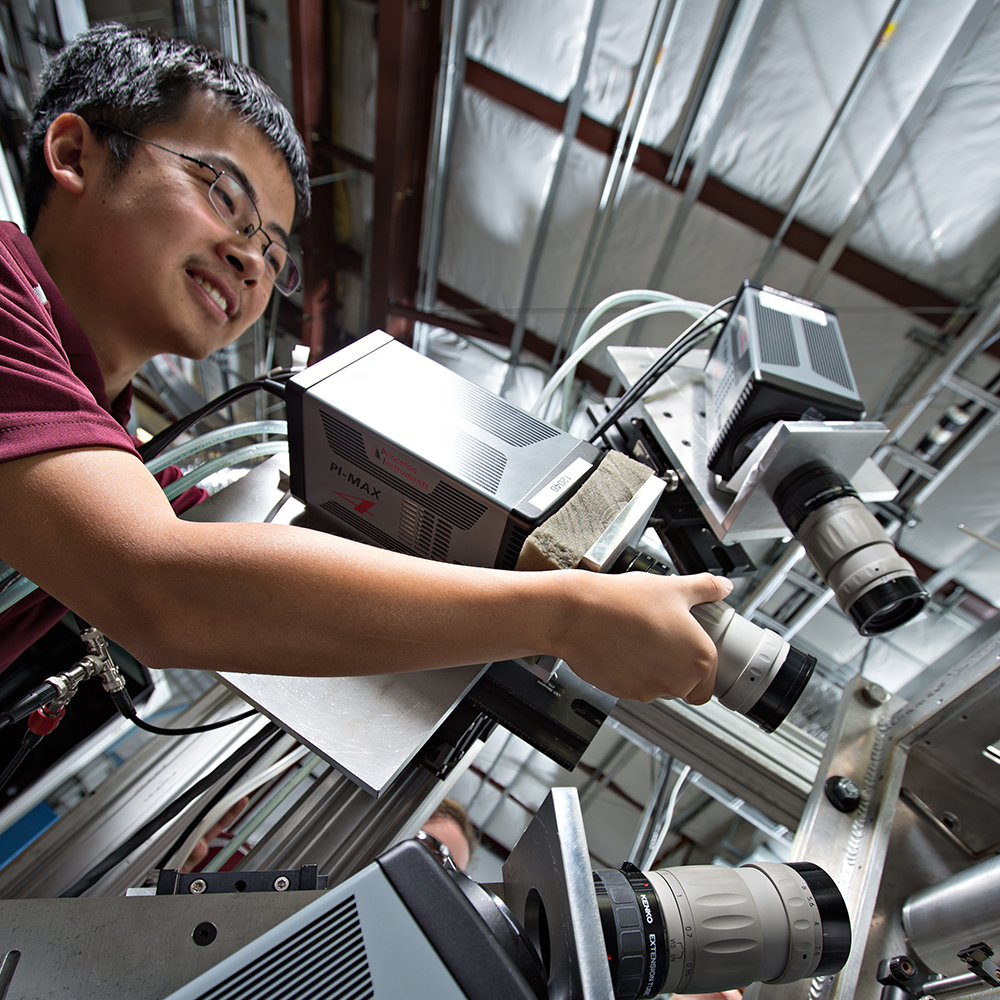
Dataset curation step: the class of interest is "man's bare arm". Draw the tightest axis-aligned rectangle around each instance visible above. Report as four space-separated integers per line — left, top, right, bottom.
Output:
0 446 731 702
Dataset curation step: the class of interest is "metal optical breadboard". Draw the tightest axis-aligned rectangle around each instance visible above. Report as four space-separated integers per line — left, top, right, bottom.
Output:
606 347 896 542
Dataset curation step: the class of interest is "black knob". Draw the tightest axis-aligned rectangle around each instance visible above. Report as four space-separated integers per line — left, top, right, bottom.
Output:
824 775 861 813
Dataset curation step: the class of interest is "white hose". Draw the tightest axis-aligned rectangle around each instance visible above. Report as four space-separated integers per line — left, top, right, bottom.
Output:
162 442 288 500
145 420 287 474
164 741 311 871
551 290 710 428
532 299 711 426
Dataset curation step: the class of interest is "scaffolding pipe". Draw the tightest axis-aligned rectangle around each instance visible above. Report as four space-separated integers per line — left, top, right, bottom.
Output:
753 0 911 284
499 0 606 396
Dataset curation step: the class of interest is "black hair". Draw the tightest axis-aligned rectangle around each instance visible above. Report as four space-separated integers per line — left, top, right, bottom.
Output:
24 22 310 233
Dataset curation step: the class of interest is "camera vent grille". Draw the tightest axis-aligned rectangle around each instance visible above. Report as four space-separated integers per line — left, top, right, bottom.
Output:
803 319 853 390
500 523 529 570
754 300 799 367
444 378 559 448
320 415 488 527
321 501 409 553
191 894 373 1000
399 499 453 561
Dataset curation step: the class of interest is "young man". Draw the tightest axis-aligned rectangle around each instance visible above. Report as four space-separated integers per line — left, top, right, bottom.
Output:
0 23 731 704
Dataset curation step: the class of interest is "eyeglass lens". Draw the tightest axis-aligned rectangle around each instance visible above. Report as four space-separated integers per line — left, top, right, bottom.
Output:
208 174 300 295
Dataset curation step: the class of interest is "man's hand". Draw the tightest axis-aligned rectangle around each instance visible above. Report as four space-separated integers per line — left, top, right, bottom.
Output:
554 570 733 703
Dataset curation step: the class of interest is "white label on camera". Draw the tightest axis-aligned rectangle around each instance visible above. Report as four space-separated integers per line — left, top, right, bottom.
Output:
760 289 827 326
527 457 593 512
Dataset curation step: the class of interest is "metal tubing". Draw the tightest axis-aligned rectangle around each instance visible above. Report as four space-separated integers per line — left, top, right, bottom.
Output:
781 588 835 641
911 407 1000 507
639 763 692 869
642 0 779 298
579 738 640 811
550 0 684 371
753 0 911 283
877 295 1000 455
738 541 806 618
414 0 470 354
499 0 606 394
801 0 996 300
627 754 674 865
666 0 741 186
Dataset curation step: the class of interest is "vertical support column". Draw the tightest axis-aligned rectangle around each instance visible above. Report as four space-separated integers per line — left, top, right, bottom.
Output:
370 0 444 343
288 0 335 361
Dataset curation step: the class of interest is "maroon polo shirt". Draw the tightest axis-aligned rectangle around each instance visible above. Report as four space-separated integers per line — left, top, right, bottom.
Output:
0 221 206 670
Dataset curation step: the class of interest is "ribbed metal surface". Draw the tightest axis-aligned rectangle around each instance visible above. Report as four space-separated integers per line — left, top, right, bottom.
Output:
399 498 453 560
192 895 372 1000
320 415 490 522
500 523 529 570
803 319 853 389
445 378 559 448
754 301 799 367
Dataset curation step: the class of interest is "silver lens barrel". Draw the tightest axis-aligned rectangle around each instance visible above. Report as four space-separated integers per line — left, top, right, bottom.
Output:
594 861 851 998
772 465 928 636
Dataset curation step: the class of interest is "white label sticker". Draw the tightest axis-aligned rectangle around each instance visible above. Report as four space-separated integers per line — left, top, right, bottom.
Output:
527 457 593 512
760 288 827 326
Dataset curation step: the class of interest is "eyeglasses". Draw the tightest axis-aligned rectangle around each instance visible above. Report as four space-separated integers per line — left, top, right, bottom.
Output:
89 121 301 296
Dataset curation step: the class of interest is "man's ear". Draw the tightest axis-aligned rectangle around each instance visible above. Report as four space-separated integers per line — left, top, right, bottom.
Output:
43 113 98 195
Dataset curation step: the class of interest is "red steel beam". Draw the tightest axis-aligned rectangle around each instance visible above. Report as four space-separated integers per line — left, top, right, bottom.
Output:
464 59 958 326
287 0 338 360
369 0 443 343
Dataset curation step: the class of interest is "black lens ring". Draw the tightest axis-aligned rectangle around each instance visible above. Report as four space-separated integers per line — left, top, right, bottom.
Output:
787 862 852 977
772 464 858 534
743 645 816 734
621 862 668 999
594 866 668 999
848 576 929 636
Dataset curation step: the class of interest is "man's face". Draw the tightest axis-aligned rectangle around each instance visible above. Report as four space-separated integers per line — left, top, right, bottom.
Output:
82 93 297 362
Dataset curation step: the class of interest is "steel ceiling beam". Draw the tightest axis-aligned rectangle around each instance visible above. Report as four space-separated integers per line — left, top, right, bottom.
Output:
551 0 686 371
463 59 957 325
500 0 606 394
800 0 997 300
414 0 471 355
642 0 779 295
753 0 912 284
288 0 336 360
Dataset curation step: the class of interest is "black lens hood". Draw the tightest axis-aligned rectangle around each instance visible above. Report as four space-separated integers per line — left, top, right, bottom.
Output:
848 576 929 635
744 645 816 734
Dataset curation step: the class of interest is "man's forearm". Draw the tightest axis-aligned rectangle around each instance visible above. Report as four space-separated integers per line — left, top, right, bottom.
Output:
0 447 731 701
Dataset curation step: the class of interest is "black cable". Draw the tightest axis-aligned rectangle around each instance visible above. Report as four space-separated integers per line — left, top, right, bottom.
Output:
0 681 59 730
587 300 734 444
138 376 289 462
60 721 280 897
156 725 287 870
108 688 259 736
0 733 40 789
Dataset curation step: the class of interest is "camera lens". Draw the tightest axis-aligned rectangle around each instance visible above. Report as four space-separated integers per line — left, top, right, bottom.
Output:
610 547 816 731
594 860 851 997
772 465 928 636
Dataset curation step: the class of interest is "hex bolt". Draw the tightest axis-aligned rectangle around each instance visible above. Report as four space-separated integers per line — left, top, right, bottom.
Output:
860 681 889 707
273 876 290 892
189 879 207 894
825 775 861 813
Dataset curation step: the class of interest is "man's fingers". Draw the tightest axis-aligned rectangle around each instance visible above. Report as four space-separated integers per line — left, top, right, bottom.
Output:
681 572 734 607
